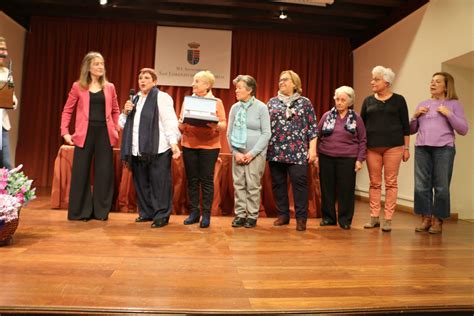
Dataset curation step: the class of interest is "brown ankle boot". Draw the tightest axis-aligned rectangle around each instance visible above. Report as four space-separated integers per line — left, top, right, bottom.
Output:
415 215 432 232
273 216 290 226
428 217 443 234
296 218 307 231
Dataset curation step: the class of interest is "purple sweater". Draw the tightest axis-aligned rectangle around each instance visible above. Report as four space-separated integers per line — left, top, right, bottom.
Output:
317 111 367 161
410 99 468 147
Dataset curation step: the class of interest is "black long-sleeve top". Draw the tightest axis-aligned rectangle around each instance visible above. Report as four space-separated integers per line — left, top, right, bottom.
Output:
360 93 410 148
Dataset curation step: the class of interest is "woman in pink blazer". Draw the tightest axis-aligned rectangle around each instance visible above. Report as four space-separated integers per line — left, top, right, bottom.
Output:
60 51 120 221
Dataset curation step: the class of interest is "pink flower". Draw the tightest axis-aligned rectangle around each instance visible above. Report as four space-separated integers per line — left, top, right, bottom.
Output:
16 193 25 204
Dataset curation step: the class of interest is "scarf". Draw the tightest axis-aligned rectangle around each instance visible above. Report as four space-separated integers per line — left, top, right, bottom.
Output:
321 107 357 136
230 96 255 149
277 91 300 120
121 86 160 164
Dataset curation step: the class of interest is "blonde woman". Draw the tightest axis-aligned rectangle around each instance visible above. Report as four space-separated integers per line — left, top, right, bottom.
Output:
60 52 120 221
410 72 468 234
267 70 318 231
179 70 227 228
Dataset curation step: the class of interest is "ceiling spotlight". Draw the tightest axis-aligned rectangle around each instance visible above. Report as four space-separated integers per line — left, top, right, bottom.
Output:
100 0 107 5
279 10 288 20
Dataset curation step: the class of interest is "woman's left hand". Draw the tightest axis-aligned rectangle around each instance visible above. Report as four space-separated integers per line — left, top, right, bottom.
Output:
402 148 410 162
171 144 181 160
355 161 362 172
242 152 254 164
437 105 451 117
206 122 221 132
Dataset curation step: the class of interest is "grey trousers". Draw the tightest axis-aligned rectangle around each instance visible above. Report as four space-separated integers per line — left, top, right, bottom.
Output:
232 153 266 220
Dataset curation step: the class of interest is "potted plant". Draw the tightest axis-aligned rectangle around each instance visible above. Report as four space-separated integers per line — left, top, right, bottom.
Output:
0 164 36 246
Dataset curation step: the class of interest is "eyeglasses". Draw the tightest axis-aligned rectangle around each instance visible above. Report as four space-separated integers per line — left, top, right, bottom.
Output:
279 77 291 83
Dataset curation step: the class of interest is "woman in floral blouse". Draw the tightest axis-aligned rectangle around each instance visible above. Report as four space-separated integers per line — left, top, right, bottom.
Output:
267 70 318 231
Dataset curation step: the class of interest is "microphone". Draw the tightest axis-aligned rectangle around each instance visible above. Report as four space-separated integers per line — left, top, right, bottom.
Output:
126 89 135 115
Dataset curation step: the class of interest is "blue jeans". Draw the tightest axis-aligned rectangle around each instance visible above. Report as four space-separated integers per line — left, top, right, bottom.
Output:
414 146 455 219
2 128 12 169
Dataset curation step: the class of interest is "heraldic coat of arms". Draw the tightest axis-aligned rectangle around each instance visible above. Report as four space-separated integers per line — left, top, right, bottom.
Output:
187 42 200 65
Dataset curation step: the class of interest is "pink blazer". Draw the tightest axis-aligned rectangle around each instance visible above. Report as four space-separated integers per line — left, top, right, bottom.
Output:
60 81 120 148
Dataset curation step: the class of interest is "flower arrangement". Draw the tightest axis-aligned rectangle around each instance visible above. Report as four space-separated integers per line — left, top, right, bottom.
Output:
0 164 36 223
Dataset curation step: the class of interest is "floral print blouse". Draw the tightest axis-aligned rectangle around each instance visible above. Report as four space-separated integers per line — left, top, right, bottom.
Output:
267 96 318 165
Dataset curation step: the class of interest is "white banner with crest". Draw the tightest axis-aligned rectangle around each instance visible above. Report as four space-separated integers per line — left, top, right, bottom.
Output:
155 26 232 89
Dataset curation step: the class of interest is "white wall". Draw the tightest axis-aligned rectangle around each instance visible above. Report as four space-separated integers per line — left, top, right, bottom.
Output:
0 11 26 167
442 54 474 220
353 0 474 219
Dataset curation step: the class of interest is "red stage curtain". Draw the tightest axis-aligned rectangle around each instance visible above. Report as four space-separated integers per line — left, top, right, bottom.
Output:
16 18 352 191
16 17 156 187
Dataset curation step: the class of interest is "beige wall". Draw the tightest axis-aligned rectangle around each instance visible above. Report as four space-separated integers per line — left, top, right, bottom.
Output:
443 54 474 220
353 0 474 219
0 11 26 167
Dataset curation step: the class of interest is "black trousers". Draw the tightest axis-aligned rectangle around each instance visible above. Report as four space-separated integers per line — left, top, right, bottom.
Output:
319 153 357 226
131 149 173 221
68 124 113 220
269 161 308 220
182 147 219 216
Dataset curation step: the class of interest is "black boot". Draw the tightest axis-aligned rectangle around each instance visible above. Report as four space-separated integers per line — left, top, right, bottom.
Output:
200 214 210 228
184 211 200 225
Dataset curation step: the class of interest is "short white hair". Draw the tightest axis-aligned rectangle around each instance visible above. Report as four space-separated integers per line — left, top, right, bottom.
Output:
334 85 355 106
372 65 395 85
194 70 215 88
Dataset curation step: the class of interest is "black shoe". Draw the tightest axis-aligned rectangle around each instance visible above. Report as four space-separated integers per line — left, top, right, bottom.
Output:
340 224 351 230
184 212 200 225
164 216 170 224
135 216 152 222
244 218 257 228
296 218 307 231
320 219 337 226
81 218 91 222
200 215 210 228
96 217 108 221
232 217 246 227
151 218 168 228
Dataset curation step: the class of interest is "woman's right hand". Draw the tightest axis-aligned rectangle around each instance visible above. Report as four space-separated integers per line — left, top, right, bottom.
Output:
235 152 245 165
178 118 189 132
63 134 74 145
123 100 134 115
413 106 429 118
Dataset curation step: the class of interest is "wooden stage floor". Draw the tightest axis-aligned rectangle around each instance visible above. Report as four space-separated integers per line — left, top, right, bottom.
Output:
1 195 473 315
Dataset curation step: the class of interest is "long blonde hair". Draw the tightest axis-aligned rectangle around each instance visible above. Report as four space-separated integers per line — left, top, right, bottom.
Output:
78 51 107 89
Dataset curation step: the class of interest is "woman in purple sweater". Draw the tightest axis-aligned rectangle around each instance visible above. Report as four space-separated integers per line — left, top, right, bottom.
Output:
317 86 367 229
410 72 468 234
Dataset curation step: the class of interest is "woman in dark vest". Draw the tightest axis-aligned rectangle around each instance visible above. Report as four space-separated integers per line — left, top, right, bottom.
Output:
120 68 181 228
